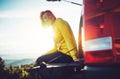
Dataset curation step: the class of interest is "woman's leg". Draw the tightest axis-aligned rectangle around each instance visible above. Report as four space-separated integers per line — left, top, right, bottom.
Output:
35 52 74 66
35 52 62 66
49 52 74 63
35 52 74 79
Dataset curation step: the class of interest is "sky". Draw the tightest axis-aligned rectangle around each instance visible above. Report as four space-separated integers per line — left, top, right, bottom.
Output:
0 0 83 59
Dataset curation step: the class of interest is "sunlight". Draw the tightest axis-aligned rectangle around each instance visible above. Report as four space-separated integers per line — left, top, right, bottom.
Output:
0 0 83 62
81 27 85 51
0 10 54 59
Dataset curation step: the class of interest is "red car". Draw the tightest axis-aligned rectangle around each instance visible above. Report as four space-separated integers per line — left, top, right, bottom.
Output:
33 0 120 79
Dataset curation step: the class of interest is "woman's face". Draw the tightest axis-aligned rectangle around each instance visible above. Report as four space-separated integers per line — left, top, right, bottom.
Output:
42 12 54 25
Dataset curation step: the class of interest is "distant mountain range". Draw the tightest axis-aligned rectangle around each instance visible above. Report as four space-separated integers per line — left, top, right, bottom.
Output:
0 53 39 67
4 58 36 67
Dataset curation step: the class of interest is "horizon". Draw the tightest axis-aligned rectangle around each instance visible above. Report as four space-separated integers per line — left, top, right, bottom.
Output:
0 0 83 66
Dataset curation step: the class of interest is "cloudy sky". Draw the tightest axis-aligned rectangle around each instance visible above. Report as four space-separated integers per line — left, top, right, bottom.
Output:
0 0 83 59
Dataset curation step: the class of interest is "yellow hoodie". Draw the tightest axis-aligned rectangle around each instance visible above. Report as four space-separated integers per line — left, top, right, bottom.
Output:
45 18 78 60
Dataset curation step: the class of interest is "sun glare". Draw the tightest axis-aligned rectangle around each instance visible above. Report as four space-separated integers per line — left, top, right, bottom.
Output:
0 10 54 59
0 0 83 61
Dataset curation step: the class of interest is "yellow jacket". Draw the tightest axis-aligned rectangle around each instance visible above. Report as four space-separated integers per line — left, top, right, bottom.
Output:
45 18 78 60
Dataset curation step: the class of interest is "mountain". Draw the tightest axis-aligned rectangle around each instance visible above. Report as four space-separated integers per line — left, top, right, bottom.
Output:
4 58 36 67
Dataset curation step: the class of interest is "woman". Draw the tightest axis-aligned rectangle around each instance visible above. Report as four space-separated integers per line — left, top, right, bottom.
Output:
36 10 78 66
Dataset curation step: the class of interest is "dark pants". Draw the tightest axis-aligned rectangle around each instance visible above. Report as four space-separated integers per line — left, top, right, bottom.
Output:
35 51 74 66
33 52 76 79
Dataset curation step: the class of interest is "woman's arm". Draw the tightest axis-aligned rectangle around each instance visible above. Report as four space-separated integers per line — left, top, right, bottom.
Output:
44 40 58 55
57 19 78 60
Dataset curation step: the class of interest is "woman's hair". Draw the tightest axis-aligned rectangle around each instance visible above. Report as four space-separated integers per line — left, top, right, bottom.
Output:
40 10 54 27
